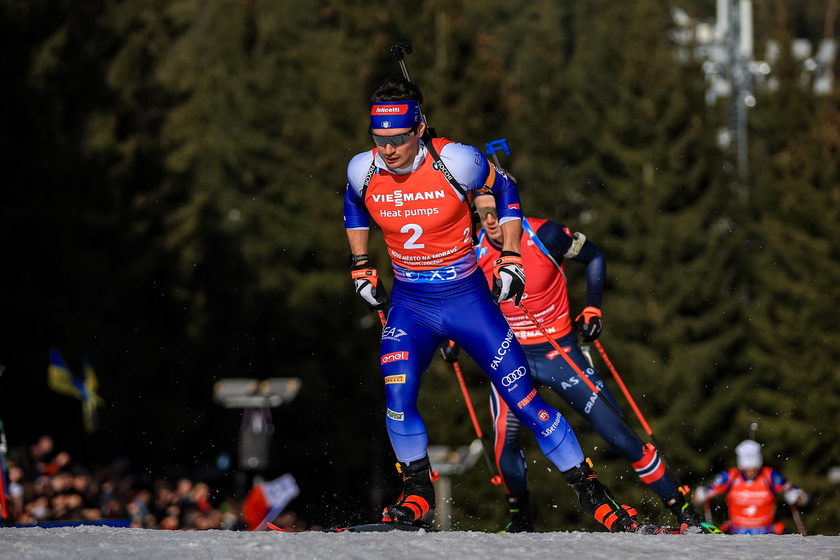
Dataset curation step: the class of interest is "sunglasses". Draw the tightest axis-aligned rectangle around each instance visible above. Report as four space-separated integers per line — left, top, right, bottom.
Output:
475 207 498 221
370 125 419 148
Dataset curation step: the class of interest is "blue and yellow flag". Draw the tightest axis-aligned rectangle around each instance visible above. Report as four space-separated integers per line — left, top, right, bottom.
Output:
48 348 104 433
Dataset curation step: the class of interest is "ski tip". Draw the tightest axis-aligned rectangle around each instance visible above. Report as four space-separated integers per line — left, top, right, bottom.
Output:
267 522 295 532
699 522 724 534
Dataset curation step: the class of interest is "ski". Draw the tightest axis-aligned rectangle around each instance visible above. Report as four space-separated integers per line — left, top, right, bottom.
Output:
268 521 437 533
268 521 718 535
635 524 690 534
634 523 720 535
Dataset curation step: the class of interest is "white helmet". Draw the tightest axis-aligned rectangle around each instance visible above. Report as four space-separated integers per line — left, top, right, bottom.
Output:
735 440 763 469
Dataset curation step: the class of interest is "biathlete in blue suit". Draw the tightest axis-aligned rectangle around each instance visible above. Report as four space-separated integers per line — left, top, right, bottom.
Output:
344 77 641 532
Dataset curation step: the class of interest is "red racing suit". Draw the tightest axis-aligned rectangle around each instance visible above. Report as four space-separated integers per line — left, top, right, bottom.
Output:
475 218 682 503
702 467 791 534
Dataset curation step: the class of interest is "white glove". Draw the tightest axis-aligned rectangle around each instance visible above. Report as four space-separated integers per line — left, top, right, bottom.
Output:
492 252 526 305
693 487 709 504
351 266 389 311
784 488 803 505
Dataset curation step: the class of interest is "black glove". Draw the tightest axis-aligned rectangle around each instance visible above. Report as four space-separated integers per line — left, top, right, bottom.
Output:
574 306 603 341
351 264 389 311
439 341 460 363
492 251 525 305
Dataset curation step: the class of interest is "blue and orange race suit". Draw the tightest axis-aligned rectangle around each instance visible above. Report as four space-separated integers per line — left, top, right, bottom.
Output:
701 467 792 534
344 138 585 472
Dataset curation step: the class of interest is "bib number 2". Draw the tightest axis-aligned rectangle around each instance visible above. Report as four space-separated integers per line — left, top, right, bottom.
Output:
401 224 425 249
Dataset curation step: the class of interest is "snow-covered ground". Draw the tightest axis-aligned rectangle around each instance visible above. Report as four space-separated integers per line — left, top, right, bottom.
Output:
1 526 838 560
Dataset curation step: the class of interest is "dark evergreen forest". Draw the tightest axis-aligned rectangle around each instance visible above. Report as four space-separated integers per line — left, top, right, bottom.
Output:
1 0 838 534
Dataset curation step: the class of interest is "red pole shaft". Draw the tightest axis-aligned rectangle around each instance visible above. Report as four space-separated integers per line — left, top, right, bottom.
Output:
593 340 654 437
790 504 807 535
451 359 484 439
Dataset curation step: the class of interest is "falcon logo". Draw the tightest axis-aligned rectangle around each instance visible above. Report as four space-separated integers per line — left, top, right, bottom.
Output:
490 329 516 370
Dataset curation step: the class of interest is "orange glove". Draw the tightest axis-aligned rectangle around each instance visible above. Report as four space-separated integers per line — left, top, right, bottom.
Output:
575 306 602 341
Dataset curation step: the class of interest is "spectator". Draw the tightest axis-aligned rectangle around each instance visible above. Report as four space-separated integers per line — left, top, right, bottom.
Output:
3 434 316 532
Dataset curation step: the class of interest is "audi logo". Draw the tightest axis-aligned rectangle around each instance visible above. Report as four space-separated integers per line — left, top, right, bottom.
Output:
501 367 527 386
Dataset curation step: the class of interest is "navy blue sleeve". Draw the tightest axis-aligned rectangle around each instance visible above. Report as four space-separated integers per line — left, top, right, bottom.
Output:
535 221 606 309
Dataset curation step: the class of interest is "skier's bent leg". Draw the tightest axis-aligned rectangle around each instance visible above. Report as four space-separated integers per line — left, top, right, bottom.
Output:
562 460 639 533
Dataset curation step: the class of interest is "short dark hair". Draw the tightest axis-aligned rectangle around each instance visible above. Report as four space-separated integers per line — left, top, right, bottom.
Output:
371 77 423 103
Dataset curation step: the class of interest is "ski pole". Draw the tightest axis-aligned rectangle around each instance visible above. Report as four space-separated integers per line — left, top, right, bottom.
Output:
440 342 503 486
516 304 633 431
790 503 807 535
592 340 655 438
591 339 691 491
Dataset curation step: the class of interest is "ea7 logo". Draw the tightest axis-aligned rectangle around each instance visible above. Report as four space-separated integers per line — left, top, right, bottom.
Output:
384 374 406 384
381 351 409 365
382 327 408 341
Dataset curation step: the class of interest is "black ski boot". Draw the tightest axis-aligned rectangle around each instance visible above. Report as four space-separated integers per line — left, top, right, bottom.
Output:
501 493 534 533
382 456 436 526
563 461 639 533
665 491 721 534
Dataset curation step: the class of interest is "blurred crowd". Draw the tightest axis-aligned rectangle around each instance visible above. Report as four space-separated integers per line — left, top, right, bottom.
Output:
2 435 308 531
